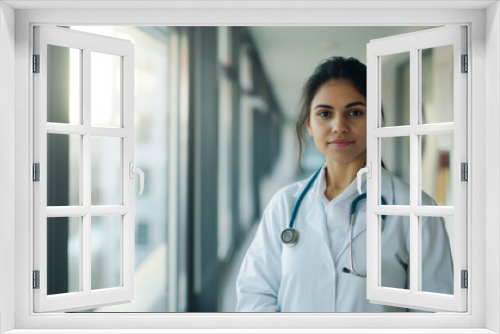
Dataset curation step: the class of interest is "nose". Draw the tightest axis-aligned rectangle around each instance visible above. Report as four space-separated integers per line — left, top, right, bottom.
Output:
331 115 349 134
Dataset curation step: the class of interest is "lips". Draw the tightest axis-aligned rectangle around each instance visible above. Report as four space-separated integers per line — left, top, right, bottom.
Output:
329 139 354 147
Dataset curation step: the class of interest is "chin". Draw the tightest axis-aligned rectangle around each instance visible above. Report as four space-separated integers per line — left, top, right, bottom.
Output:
328 158 356 165
328 154 365 165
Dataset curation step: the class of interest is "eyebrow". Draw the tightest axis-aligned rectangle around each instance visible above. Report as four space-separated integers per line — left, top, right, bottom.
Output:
314 101 366 109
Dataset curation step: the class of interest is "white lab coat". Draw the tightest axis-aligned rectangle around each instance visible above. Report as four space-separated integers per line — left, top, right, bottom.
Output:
236 166 453 312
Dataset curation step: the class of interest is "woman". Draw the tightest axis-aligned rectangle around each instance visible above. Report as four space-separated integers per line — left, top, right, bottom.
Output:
235 57 453 312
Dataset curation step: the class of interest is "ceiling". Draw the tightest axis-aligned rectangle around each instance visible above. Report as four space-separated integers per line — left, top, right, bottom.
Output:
248 26 434 120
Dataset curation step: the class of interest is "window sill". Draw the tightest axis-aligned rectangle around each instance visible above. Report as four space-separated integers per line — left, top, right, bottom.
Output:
4 329 498 334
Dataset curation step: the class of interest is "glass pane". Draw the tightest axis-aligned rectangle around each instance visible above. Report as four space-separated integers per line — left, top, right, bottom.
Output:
47 45 81 124
381 136 410 205
381 215 410 290
421 216 454 295
421 133 454 206
91 136 121 205
421 45 454 124
381 52 410 127
47 134 80 206
91 216 121 290
91 52 121 128
47 217 80 295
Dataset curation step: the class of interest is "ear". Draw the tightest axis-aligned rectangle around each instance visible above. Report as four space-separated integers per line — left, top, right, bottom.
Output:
306 117 313 137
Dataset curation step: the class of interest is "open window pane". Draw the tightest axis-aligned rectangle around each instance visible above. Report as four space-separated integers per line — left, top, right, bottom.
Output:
34 25 134 313
381 215 410 290
47 45 81 124
91 52 121 128
47 217 81 295
91 216 121 290
381 136 410 205
91 136 121 205
367 25 467 312
421 216 454 295
47 134 80 206
421 44 454 124
421 133 454 206
381 52 410 127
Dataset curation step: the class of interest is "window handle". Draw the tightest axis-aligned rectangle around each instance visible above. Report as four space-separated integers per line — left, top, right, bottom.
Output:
129 162 145 195
357 162 371 195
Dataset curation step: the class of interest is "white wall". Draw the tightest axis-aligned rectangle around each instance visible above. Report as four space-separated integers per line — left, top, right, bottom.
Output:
485 2 500 333
0 2 16 333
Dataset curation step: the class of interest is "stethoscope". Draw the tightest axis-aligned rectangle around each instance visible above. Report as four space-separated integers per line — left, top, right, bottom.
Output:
280 167 387 277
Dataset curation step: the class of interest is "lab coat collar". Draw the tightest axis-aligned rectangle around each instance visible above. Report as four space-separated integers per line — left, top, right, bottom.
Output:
294 163 366 199
314 164 361 206
295 164 395 204
297 164 396 265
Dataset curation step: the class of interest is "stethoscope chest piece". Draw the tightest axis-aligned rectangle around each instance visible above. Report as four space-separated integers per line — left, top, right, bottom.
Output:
281 228 299 246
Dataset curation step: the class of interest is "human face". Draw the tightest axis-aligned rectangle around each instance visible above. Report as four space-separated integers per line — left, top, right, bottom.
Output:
306 79 367 165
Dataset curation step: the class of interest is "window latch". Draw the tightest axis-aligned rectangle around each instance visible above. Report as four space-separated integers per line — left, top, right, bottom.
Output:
129 162 145 195
357 162 371 194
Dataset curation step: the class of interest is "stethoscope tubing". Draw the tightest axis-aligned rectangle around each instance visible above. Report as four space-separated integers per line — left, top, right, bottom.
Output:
288 167 322 229
283 166 387 277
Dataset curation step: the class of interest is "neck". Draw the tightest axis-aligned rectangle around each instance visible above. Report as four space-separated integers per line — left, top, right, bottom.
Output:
324 154 366 200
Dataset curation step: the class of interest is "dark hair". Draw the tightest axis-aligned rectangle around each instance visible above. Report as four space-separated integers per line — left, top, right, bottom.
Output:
296 57 367 164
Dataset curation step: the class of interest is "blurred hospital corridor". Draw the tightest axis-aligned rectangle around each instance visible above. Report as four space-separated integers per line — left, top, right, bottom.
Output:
43 25 457 312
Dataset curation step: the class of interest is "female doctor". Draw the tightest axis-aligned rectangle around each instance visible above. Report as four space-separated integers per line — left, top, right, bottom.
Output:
235 56 454 312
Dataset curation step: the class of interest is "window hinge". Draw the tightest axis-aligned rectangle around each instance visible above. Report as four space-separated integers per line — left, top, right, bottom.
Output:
461 162 468 181
461 270 468 289
33 270 40 289
33 163 40 182
33 54 40 73
461 54 468 73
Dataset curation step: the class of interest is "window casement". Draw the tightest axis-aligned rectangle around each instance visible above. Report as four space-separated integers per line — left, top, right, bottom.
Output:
366 26 467 312
33 25 140 312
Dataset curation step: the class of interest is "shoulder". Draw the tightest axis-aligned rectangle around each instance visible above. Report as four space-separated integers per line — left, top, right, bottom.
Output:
268 176 309 208
261 173 315 226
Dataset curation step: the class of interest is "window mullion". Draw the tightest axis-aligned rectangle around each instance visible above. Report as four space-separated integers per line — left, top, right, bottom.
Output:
416 48 424 293
82 47 91 208
373 205 454 216
122 49 134 291
82 214 91 294
45 123 130 137
82 47 91 295
409 47 420 294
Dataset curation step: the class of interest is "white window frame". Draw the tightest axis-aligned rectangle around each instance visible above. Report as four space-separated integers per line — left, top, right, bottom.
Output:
1 1 498 333
366 26 467 312
33 25 135 312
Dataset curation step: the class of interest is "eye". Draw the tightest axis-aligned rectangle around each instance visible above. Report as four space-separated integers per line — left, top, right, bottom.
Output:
348 110 364 118
318 110 331 118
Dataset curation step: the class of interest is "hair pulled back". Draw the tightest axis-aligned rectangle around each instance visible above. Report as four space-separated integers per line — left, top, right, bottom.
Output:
296 57 367 164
